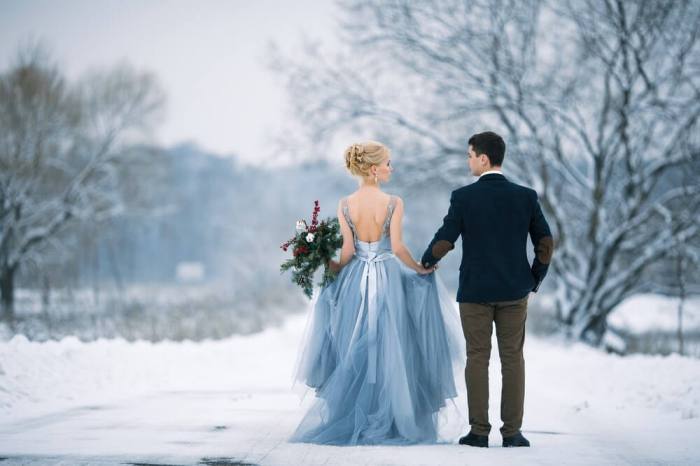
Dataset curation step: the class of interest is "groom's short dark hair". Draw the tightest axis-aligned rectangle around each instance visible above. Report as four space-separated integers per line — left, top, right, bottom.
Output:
468 131 506 166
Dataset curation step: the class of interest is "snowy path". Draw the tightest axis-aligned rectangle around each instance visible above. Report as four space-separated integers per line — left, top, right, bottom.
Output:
1 310 699 465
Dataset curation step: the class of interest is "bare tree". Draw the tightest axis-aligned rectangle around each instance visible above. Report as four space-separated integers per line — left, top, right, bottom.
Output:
274 0 700 345
0 44 165 323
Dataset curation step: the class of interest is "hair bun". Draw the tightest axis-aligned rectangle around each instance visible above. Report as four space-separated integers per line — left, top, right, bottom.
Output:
343 140 390 178
352 143 364 161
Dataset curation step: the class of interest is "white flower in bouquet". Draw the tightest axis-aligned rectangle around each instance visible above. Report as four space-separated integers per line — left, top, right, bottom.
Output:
306 232 316 242
296 220 307 232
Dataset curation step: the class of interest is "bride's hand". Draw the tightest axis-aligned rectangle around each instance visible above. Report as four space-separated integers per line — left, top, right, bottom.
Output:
327 259 341 273
415 262 438 275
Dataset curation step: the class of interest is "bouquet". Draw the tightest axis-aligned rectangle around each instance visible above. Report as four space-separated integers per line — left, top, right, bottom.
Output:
280 200 343 298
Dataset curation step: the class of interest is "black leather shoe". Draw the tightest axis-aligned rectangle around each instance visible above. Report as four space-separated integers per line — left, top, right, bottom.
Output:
459 431 488 448
502 432 530 447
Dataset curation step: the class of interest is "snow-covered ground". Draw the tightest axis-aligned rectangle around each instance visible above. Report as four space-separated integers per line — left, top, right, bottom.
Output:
1 303 699 465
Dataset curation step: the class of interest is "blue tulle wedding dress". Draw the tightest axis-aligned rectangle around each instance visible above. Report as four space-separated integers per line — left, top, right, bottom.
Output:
289 195 465 446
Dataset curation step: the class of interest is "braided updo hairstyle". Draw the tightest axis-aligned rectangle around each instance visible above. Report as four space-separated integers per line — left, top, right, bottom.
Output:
343 141 390 178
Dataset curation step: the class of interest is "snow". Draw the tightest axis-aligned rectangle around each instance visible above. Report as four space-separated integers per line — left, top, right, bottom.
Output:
0 303 699 465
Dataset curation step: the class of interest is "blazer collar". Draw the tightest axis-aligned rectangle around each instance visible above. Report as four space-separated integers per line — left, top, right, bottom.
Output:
477 173 507 182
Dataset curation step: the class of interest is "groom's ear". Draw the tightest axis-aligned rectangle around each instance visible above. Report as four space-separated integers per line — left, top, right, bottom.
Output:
431 240 454 260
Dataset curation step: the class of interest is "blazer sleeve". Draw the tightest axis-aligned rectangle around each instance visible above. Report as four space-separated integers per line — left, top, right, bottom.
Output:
529 191 554 292
421 191 463 268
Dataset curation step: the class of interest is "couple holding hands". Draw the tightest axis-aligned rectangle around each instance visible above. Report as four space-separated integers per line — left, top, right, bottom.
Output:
290 131 553 448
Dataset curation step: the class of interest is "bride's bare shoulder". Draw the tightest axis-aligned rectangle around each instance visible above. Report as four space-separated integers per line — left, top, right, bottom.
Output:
391 194 404 210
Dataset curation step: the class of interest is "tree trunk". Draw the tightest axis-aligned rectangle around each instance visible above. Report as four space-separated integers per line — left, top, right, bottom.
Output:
677 254 686 356
1 266 16 323
41 274 51 314
579 312 607 346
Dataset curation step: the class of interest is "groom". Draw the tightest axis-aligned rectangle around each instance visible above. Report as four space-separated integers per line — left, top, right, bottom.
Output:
421 131 553 448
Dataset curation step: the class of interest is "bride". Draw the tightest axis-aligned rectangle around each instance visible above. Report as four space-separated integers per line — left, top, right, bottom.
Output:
289 141 464 445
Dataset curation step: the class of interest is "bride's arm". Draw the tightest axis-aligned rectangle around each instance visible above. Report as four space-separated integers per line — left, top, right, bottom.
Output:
329 200 356 272
389 197 435 274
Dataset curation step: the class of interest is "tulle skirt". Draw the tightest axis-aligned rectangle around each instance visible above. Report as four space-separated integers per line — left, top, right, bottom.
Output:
289 252 465 445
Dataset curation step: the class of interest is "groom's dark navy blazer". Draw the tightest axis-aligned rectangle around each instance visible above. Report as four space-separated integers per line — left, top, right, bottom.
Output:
421 173 553 303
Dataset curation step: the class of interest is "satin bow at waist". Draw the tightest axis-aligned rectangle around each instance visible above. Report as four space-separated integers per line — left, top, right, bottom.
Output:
347 250 394 384
354 249 393 264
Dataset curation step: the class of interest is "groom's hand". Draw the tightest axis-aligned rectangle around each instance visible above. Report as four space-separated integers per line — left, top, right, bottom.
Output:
416 262 438 274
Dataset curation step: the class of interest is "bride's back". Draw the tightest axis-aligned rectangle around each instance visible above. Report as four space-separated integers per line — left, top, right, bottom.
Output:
346 190 393 243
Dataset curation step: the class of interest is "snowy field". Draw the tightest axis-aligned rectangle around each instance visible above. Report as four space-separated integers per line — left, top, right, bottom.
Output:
1 300 699 465
0 284 302 344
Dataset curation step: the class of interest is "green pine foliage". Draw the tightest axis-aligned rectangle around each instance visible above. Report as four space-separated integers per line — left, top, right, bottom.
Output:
280 202 343 298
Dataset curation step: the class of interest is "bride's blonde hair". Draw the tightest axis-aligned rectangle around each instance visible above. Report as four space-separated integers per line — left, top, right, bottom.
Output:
344 141 390 178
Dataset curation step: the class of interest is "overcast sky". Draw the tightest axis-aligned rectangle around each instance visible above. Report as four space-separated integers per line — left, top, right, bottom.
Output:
0 0 338 165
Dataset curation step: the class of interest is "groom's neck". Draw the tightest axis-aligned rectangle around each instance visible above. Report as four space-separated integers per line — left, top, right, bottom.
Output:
478 166 503 177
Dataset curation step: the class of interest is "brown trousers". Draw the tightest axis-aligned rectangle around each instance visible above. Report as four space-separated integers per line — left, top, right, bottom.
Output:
459 295 528 437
